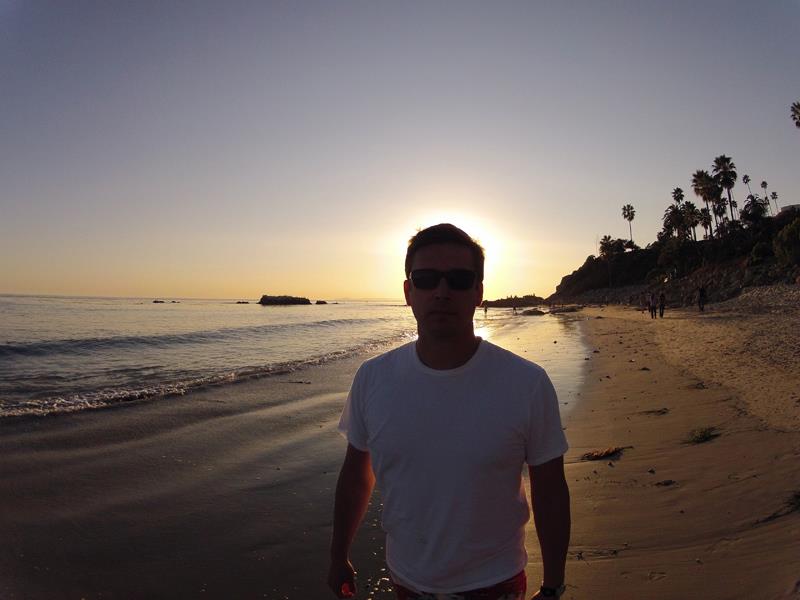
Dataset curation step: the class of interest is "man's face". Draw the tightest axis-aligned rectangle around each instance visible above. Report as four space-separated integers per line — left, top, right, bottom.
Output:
403 243 483 340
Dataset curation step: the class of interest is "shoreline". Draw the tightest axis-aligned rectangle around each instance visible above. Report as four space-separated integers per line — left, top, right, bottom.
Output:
0 339 409 421
0 309 566 421
0 316 586 600
0 297 420 420
0 349 383 599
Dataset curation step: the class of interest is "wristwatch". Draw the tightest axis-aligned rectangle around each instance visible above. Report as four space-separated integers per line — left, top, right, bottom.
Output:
539 583 566 597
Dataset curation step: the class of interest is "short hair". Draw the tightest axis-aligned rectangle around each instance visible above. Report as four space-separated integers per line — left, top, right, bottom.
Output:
405 223 485 282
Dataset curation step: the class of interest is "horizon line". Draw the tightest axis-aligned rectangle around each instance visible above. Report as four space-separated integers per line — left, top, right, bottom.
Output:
0 292 409 303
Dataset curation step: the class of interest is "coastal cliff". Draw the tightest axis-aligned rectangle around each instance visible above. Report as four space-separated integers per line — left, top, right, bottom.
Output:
548 210 800 305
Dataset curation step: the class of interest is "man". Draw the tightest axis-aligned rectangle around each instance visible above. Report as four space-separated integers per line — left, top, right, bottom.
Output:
328 224 570 599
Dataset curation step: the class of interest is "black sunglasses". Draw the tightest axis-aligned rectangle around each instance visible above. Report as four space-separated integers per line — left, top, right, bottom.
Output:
410 269 477 291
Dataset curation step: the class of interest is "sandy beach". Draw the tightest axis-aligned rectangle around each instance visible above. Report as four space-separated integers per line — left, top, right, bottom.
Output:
2 286 799 599
561 285 800 599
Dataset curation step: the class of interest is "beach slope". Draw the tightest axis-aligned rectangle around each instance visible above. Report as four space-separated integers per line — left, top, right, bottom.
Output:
556 287 800 599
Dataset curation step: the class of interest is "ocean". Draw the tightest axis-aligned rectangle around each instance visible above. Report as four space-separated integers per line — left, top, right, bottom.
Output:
0 295 589 419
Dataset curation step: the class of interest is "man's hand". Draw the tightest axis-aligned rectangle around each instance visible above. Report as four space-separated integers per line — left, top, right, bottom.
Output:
327 558 356 598
529 457 570 597
328 445 375 598
530 585 566 599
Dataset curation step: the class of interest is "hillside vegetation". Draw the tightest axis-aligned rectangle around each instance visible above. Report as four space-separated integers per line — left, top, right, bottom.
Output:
548 146 799 305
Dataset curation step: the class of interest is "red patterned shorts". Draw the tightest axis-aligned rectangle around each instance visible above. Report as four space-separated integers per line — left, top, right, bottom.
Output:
392 570 526 600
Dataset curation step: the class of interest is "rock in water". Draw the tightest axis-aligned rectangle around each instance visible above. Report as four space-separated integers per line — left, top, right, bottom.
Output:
258 295 311 306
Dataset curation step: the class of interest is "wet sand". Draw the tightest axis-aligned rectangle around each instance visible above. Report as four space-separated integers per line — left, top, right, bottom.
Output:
2 287 799 599
0 352 380 599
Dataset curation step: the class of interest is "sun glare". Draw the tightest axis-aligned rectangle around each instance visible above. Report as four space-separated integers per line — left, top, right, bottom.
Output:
385 211 507 297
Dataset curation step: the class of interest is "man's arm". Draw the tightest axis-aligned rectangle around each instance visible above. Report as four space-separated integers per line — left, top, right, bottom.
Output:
529 455 570 594
328 443 376 598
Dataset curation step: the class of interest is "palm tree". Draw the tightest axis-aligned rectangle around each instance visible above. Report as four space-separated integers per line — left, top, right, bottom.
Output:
713 196 728 228
621 204 635 243
691 170 715 237
699 208 712 239
663 204 687 239
792 101 800 129
742 174 753 196
761 180 770 215
672 187 684 205
771 191 780 214
682 201 701 241
742 194 768 224
712 155 737 222
599 235 614 258
703 180 726 234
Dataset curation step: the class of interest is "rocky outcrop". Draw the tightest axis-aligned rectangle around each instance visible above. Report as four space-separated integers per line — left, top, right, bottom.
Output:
549 250 658 303
258 295 311 306
485 294 545 308
549 305 582 313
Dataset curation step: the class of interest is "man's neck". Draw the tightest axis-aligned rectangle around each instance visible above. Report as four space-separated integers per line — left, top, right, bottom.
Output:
415 333 481 370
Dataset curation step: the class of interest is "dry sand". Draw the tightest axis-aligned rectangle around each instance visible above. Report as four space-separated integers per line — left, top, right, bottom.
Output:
1 286 798 599
560 285 800 599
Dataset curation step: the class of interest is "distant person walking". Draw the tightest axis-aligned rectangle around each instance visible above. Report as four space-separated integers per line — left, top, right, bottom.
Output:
698 286 707 312
658 292 666 319
648 292 657 319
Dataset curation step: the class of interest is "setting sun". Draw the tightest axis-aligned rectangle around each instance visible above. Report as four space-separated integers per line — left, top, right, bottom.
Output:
386 211 509 297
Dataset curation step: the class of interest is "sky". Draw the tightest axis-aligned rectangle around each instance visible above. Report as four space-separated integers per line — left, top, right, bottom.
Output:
1 1 798 301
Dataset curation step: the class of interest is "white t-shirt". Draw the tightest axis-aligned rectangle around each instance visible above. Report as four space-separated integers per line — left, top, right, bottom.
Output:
338 339 568 593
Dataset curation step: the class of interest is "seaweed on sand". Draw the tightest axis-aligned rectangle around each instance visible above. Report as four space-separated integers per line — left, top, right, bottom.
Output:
580 446 633 461
684 426 720 444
